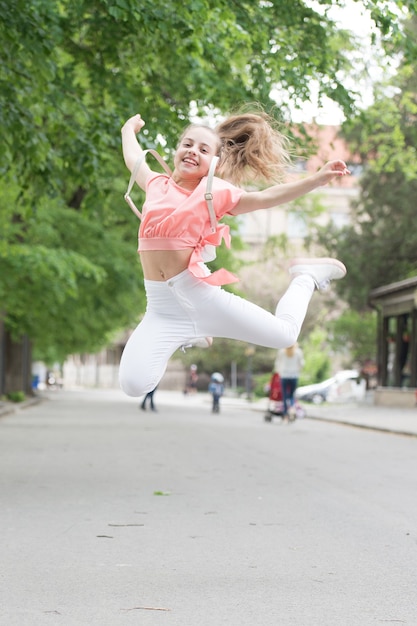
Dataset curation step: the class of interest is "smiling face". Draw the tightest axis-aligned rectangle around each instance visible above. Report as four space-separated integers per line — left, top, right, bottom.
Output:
173 125 220 188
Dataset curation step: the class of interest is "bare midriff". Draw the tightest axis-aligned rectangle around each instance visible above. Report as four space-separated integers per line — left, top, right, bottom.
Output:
139 249 193 281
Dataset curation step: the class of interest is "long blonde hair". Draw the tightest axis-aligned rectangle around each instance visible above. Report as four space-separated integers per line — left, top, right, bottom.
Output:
215 108 291 185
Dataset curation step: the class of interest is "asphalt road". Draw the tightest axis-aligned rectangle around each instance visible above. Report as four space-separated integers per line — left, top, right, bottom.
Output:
1 389 416 626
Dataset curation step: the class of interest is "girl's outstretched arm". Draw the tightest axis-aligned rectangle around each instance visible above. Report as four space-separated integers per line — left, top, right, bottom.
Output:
121 114 153 191
229 160 351 215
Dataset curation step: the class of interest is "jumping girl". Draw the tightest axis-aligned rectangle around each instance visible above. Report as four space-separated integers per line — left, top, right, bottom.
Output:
119 111 349 397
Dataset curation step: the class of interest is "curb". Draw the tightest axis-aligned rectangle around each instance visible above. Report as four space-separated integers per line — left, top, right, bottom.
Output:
0 395 45 418
306 413 417 438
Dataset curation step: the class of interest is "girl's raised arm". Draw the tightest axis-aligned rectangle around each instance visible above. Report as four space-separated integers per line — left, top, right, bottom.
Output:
121 114 153 191
229 160 350 215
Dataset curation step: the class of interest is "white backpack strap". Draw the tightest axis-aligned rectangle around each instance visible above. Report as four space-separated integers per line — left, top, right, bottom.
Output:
205 156 219 233
124 149 172 219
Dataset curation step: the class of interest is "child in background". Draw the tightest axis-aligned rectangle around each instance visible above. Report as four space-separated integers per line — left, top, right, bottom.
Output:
209 373 225 413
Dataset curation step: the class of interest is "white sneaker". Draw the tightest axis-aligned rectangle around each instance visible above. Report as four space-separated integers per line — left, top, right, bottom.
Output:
181 337 213 352
289 257 346 291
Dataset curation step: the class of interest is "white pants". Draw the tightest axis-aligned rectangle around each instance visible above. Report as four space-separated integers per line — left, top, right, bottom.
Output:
119 268 315 397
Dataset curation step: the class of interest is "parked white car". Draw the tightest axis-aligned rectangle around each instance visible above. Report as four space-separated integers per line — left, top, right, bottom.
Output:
295 370 366 404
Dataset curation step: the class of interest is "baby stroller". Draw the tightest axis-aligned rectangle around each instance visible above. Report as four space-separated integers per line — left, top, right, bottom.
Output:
264 372 305 423
264 372 285 422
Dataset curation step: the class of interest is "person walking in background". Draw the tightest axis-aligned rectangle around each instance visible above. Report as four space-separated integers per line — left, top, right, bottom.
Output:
119 109 348 398
140 387 158 412
209 373 225 413
275 343 304 421
184 364 199 395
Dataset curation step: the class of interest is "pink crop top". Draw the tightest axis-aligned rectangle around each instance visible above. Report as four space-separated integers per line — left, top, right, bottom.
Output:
138 173 244 285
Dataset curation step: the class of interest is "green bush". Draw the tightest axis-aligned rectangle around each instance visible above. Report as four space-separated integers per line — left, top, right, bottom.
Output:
253 373 272 398
7 391 26 403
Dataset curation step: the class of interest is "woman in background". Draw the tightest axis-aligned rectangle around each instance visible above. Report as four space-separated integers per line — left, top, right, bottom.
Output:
275 344 304 421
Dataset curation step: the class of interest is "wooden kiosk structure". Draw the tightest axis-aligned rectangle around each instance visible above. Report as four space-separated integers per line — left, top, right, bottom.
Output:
369 277 417 407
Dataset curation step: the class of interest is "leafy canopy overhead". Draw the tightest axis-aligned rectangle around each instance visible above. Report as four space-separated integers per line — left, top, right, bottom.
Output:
4 0 410 184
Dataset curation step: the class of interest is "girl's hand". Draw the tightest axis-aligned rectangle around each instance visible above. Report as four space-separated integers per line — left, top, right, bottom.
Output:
122 114 145 134
317 160 351 184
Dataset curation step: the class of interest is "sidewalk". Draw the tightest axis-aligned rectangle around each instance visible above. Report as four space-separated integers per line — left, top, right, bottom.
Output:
159 389 417 437
0 395 43 418
300 399 417 437
2 389 417 437
228 391 417 437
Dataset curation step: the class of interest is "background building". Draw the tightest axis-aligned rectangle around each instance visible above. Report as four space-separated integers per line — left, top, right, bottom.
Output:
370 277 417 407
239 124 360 251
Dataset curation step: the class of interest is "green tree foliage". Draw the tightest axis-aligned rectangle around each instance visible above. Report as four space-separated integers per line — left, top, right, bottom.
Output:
178 338 276 380
328 309 377 367
0 178 145 361
311 19 417 311
298 329 331 386
0 0 413 361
